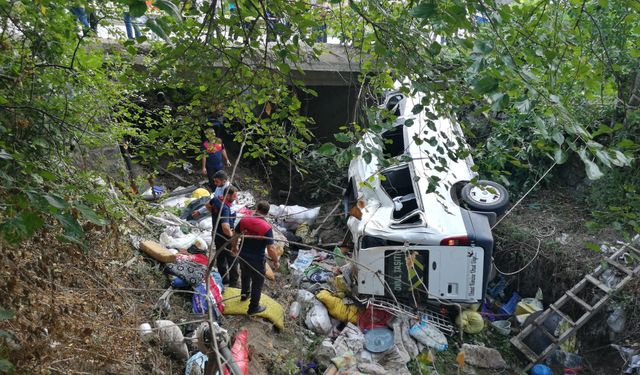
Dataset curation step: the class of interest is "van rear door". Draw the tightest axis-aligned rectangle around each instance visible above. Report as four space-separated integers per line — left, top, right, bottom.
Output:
356 245 485 303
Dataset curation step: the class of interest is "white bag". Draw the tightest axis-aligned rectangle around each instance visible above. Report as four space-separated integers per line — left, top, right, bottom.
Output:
297 289 315 303
154 320 189 360
159 227 208 250
269 205 320 230
305 299 332 334
161 196 192 209
409 320 448 352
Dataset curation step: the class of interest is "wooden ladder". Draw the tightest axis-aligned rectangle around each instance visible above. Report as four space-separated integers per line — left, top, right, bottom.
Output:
510 243 640 371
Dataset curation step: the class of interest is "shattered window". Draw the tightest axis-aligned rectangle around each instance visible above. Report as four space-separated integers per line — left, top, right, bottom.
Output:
381 166 420 221
382 125 405 158
385 94 404 116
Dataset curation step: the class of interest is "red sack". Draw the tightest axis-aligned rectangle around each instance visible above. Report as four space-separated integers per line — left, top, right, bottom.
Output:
223 329 249 375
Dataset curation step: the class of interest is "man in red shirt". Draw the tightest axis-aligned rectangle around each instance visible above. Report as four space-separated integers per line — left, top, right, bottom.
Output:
232 201 279 315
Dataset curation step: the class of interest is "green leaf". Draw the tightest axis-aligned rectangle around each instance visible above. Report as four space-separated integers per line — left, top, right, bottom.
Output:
145 18 169 41
578 149 603 180
473 40 493 55
154 0 182 22
429 41 441 56
520 67 538 82
554 148 568 164
585 242 601 252
276 62 291 74
44 194 69 210
595 149 612 167
127 45 137 55
514 99 531 113
129 0 148 17
0 309 14 320
75 204 109 225
334 133 350 143
609 150 632 167
591 124 613 138
363 151 372 164
501 54 516 69
0 149 12 160
318 143 337 155
551 131 564 145
411 3 437 18
54 212 84 239
473 75 498 94
21 211 44 236
616 139 635 149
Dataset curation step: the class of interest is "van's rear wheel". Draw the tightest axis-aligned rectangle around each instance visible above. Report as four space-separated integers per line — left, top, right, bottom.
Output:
461 180 509 214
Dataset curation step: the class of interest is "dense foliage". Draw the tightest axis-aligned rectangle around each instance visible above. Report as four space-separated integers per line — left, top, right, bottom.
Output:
1 0 638 249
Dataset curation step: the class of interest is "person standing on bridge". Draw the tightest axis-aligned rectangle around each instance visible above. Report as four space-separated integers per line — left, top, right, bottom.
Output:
232 200 279 315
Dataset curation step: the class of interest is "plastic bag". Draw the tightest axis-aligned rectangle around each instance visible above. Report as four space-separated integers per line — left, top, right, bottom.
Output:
154 320 189 360
269 204 320 230
161 196 192 209
297 289 315 303
305 299 332 334
291 250 315 272
409 320 448 352
607 305 626 333
159 227 208 251
185 352 208 375
197 219 213 230
138 323 153 342
455 310 485 334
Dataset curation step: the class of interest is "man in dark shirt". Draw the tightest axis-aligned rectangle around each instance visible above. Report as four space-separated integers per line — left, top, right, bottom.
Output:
232 200 279 315
210 185 238 286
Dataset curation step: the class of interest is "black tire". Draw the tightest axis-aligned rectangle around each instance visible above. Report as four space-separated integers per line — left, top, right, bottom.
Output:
461 180 509 214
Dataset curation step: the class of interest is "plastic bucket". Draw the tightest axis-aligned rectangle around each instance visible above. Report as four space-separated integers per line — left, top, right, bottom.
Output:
498 292 521 315
491 320 511 335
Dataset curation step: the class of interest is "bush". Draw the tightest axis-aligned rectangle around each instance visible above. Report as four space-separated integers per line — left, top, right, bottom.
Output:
586 165 640 234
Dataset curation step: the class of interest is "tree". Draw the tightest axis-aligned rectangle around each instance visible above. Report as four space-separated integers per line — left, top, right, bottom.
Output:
1 0 638 245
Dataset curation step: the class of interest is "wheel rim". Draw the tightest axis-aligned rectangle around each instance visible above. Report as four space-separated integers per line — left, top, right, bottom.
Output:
468 185 501 204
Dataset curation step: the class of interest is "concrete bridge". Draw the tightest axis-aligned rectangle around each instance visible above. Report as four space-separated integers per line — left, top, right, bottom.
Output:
101 37 363 139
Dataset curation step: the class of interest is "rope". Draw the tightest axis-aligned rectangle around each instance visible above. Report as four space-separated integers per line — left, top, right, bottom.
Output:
491 161 557 230
494 237 542 276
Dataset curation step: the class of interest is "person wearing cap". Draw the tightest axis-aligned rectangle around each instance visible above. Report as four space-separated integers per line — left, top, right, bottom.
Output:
232 200 278 315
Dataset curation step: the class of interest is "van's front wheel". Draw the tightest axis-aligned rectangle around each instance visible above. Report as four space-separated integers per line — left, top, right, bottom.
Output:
461 180 509 215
